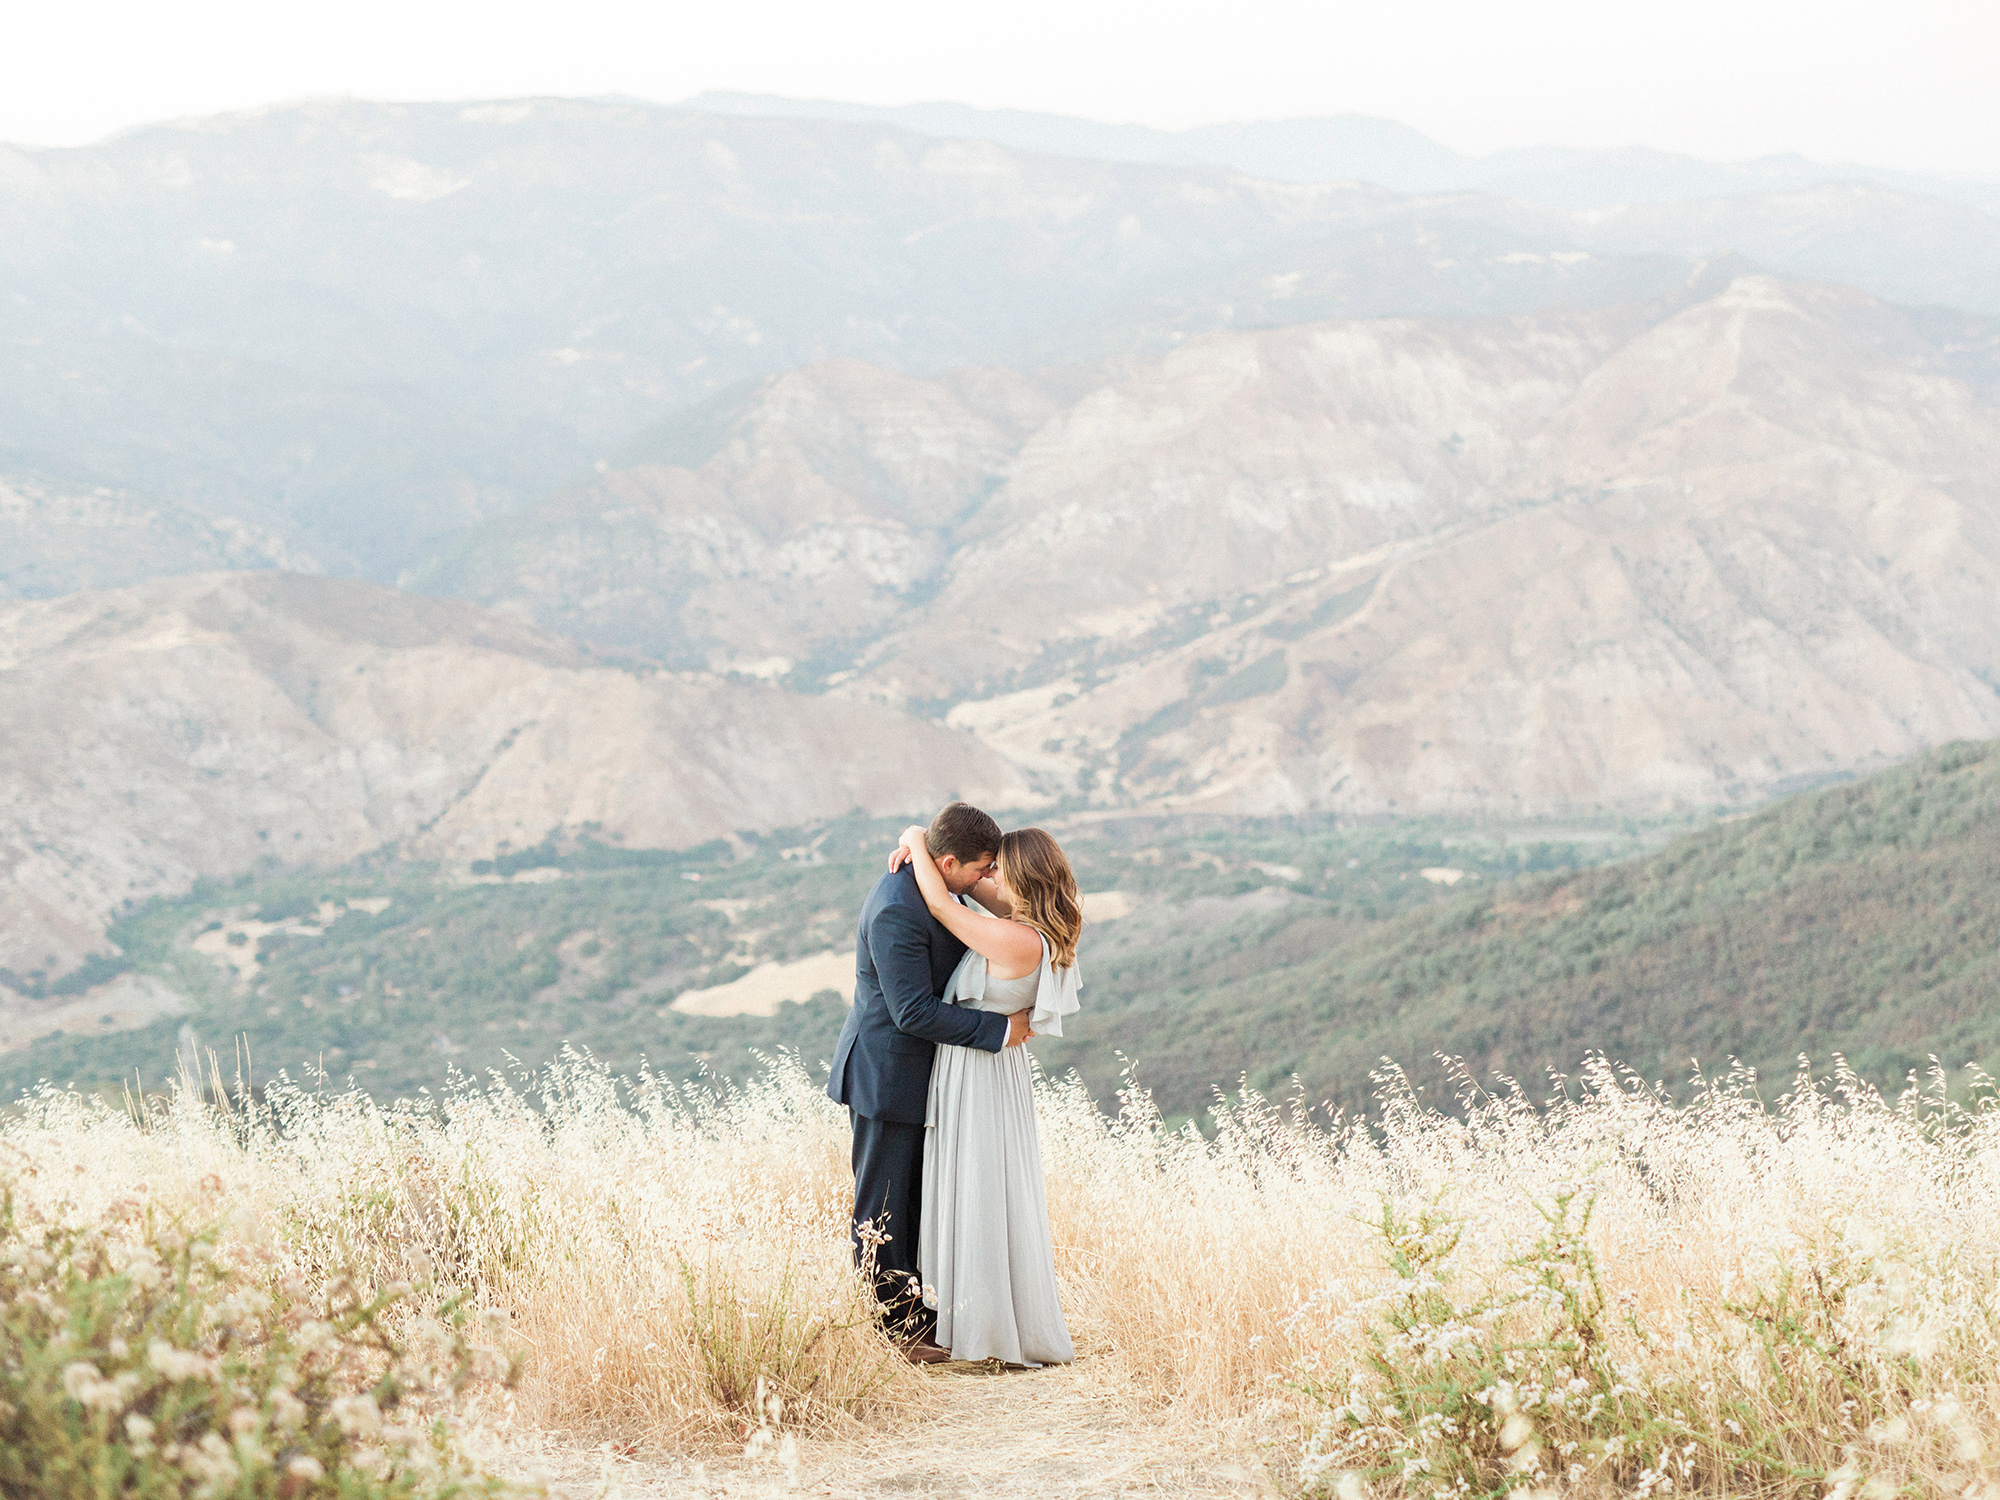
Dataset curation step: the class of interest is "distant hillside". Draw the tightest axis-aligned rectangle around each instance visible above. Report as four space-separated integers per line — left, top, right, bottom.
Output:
1043 739 2000 1118
5 96 1592 581
0 572 1023 985
438 274 2000 819
689 93 2000 291
0 808 1569 1104
13 94 1997 595
687 92 2000 215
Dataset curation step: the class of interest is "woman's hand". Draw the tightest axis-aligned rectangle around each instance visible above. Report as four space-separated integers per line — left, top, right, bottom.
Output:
886 824 928 871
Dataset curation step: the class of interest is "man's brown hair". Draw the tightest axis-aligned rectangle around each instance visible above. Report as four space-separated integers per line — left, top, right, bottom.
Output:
925 802 1002 865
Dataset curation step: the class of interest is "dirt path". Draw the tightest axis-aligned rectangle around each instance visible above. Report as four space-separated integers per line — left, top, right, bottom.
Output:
498 1350 1278 1498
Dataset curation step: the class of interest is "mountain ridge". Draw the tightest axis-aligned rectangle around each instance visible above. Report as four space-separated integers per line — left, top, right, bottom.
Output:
1042 737 2000 1118
6 95 1996 600
0 572 1025 986
683 91 2000 212
427 273 2000 820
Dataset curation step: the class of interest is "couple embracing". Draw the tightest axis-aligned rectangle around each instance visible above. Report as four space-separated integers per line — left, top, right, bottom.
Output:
826 801 1082 1367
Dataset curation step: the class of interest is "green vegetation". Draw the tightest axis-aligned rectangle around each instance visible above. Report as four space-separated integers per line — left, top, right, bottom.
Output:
1 809 1618 1107
0 1192 511 1496
35 730 1987 1124
1049 740 2000 1120
1 822 880 1104
1290 1154 1975 1496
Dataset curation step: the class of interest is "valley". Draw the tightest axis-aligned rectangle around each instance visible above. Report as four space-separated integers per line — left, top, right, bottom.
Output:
0 806 1644 1107
433 273 2000 818
0 572 1024 979
11 739 1998 1127
2 93 1997 1125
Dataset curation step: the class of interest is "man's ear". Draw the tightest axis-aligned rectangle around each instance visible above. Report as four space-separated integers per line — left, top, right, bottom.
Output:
934 853 959 879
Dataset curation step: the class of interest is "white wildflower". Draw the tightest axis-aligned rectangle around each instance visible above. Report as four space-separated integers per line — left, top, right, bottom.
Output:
61 1361 126 1412
330 1392 381 1437
148 1339 219 1381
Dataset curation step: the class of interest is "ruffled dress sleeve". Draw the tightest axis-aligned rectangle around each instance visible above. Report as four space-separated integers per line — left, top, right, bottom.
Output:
946 893 991 1004
1030 939 1082 1037
948 946 987 1003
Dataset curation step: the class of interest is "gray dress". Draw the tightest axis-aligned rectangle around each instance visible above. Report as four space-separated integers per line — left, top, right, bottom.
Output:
920 927 1081 1365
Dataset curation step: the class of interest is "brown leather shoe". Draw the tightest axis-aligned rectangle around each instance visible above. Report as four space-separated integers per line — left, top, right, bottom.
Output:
898 1338 952 1365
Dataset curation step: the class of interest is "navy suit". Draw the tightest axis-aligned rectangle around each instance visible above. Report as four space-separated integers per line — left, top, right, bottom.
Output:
828 866 1006 1333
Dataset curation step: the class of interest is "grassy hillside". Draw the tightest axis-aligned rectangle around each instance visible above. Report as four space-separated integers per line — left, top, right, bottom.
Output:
17 738 1992 1124
1042 740 2000 1119
0 810 1582 1103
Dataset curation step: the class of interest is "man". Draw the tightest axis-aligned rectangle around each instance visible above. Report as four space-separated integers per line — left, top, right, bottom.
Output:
827 801 1031 1363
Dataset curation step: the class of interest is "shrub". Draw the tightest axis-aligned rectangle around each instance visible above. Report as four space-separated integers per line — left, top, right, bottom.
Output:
0 1188 517 1498
1281 1063 2000 1499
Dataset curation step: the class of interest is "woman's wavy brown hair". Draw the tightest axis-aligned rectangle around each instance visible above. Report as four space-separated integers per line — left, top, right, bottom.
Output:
997 827 1083 969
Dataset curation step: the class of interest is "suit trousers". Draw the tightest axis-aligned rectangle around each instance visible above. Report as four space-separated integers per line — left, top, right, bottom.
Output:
848 1109 932 1339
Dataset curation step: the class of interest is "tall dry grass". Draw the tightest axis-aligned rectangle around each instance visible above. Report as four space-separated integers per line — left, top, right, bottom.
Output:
4 1048 1998 1495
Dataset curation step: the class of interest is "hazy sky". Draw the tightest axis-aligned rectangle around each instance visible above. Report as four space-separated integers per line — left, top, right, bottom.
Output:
7 0 1997 178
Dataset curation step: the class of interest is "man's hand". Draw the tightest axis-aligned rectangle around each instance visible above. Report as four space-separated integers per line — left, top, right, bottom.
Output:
1005 1011 1034 1048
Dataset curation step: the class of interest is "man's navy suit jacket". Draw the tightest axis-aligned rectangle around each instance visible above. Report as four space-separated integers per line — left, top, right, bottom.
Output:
827 865 1007 1124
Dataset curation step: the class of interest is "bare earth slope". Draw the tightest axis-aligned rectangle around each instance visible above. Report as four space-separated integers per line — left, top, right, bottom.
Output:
0 98 1442 578
0 573 1026 981
449 273 2000 816
938 275 2000 815
0 475 319 601
415 361 1064 673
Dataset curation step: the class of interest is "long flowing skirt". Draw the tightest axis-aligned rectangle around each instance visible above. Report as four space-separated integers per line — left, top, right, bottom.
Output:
919 1041 1074 1365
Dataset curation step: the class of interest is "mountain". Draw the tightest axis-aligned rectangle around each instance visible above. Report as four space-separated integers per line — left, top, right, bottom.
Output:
0 96 1467 580
1468 144 2000 215
0 572 1025 988
917 276 2000 817
15 95 1995 597
689 92 2000 214
685 93 1474 193
685 96 2000 319
436 273 2000 816
414 360 1068 674
1042 737 2000 1119
1508 182 2000 318
1012 217 1701 368
0 473 319 599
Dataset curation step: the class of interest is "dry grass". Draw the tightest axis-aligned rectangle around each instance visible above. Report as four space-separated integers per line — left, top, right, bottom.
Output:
4 1048 2000 1497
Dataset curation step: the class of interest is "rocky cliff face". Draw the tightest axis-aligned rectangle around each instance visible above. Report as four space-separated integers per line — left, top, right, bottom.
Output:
6 93 1997 992
0 573 1027 978
937 277 2000 815
0 98 1435 579
444 274 2000 817
415 361 1064 673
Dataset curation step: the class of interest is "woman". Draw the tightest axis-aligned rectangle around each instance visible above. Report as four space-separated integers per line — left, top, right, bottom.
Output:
889 822 1082 1366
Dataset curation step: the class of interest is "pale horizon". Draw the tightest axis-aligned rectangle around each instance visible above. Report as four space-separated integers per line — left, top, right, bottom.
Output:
5 0 1997 181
